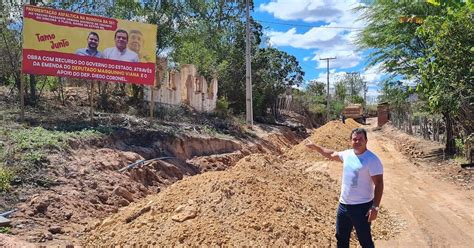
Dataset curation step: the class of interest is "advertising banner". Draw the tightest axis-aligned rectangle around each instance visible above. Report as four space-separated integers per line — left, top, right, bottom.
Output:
22 5 157 85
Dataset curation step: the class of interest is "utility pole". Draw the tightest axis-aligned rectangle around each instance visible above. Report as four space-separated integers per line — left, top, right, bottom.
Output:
245 0 253 126
320 57 336 122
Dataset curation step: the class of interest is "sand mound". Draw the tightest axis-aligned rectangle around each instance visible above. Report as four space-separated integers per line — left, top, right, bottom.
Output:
85 119 400 246
345 118 361 129
288 119 360 162
85 154 339 246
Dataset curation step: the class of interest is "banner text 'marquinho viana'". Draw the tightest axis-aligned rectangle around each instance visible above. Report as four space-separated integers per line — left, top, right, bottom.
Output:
22 5 157 85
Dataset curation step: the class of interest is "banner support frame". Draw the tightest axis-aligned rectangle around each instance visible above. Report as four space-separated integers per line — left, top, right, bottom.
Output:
89 80 95 120
20 73 25 122
149 85 154 118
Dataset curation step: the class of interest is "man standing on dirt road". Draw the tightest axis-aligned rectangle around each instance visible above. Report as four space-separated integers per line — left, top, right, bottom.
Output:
306 128 384 248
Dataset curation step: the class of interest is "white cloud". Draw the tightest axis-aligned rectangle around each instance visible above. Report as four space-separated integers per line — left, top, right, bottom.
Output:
361 63 385 90
366 88 381 101
312 45 361 69
259 0 362 24
310 70 345 94
360 65 384 102
260 0 367 70
267 28 361 69
260 0 387 102
361 64 389 101
266 26 343 50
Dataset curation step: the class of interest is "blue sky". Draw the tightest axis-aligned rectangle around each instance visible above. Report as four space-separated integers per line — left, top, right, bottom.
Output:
253 0 385 101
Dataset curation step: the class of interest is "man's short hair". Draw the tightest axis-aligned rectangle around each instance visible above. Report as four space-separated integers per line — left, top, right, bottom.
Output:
88 31 99 40
129 29 143 36
115 29 128 40
350 128 367 140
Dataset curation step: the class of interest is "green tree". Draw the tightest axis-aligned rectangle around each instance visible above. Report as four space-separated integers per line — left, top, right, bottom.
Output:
378 80 411 129
170 1 257 115
306 80 326 96
415 4 473 154
356 1 442 79
347 73 364 100
334 80 347 103
329 100 345 120
213 18 263 114
252 48 304 118
357 0 472 154
0 2 22 93
300 80 326 113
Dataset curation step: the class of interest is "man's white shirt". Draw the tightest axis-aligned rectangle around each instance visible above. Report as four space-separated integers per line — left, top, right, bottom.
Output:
338 149 383 204
103 47 139 62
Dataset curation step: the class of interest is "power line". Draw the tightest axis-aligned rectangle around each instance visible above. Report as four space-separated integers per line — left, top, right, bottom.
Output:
255 19 364 30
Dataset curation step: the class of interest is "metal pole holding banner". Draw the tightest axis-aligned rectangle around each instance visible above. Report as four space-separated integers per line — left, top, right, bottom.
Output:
150 85 154 118
89 80 95 120
20 74 25 122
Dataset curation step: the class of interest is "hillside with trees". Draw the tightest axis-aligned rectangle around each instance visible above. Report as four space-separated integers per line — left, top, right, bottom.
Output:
357 0 473 158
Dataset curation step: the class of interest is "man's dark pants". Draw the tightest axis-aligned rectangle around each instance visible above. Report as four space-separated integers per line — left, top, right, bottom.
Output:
336 201 374 248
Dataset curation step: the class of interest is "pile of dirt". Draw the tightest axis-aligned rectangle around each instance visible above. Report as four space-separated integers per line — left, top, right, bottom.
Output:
3 124 301 245
85 119 399 246
378 123 472 190
0 234 35 247
8 149 166 245
379 124 444 159
85 154 339 246
287 119 360 162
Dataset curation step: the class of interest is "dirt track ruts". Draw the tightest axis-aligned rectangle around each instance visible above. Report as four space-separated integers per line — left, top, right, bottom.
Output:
321 119 473 247
370 130 474 247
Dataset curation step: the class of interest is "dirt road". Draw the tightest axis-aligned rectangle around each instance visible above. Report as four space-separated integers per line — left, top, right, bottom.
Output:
324 122 473 247
305 117 471 248
370 130 474 247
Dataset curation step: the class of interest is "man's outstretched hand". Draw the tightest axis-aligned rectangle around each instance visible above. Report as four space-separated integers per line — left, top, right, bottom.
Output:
304 139 341 162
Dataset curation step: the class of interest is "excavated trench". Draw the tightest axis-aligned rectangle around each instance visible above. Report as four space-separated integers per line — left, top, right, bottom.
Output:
83 119 402 246
4 125 302 245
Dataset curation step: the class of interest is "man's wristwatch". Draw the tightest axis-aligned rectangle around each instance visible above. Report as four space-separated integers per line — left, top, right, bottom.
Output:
371 206 379 211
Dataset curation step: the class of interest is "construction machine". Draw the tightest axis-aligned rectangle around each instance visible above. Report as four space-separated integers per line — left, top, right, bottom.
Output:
342 104 367 124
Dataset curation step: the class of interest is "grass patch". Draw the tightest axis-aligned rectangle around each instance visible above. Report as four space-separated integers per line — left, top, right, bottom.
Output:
0 126 104 188
201 125 218 136
11 127 101 151
454 156 469 165
0 227 11 234
7 127 102 166
0 166 14 192
23 151 47 165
